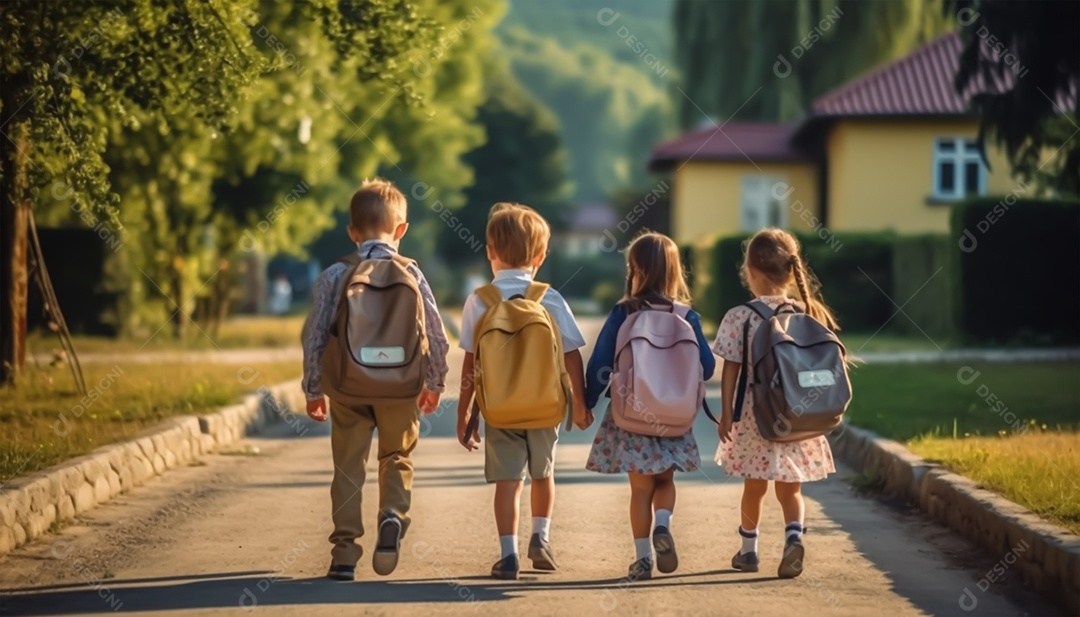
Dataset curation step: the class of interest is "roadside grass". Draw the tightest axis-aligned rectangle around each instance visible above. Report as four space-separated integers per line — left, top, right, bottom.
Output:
0 361 301 483
27 315 307 355
909 432 1080 534
848 361 1080 533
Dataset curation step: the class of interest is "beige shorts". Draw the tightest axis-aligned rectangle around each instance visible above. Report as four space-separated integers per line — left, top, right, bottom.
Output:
484 425 559 483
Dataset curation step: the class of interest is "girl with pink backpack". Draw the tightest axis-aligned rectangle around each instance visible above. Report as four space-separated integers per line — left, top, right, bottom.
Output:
584 232 715 581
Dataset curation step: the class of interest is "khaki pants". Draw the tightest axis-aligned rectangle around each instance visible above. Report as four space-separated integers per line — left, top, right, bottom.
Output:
328 399 420 566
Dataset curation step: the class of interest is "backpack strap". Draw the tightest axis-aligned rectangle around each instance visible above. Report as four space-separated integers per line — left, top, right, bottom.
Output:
525 281 550 303
337 252 362 267
732 301 768 423
474 284 503 308
389 253 416 269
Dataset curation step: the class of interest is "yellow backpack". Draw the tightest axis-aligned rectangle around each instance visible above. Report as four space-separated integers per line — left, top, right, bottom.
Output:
471 281 571 429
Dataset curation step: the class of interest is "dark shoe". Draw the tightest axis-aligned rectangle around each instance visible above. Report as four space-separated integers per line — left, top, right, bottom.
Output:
627 557 653 581
491 554 520 580
652 526 678 574
778 536 805 579
372 517 402 576
326 564 355 581
731 550 760 572
528 533 558 571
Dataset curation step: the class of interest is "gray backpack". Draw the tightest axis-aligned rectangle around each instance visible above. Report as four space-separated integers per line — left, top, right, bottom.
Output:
734 300 851 442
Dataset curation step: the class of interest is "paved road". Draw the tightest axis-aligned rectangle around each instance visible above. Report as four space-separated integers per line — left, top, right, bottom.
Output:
0 321 1061 616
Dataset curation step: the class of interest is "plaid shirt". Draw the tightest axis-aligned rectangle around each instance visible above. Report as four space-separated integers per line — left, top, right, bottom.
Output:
301 240 449 400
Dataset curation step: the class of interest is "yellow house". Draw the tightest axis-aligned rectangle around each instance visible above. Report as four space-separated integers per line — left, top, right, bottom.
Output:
650 33 1021 245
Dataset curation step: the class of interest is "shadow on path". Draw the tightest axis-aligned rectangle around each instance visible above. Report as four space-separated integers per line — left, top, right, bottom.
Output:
0 570 785 616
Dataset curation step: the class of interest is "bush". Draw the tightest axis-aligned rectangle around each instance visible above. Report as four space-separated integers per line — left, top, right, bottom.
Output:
951 198 1080 346
29 228 128 336
701 231 895 332
891 234 953 340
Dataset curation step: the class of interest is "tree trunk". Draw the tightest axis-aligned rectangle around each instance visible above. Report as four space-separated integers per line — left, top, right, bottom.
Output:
0 122 30 384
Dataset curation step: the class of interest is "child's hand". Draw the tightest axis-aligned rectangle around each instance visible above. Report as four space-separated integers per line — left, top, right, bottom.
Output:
417 389 441 415
572 404 594 430
718 414 733 443
307 397 328 422
456 415 480 451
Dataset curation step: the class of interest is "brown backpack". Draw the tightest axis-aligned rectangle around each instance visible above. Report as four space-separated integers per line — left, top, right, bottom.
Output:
734 300 851 442
320 252 429 407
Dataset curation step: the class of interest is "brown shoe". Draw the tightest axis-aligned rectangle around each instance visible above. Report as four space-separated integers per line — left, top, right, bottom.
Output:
528 534 558 571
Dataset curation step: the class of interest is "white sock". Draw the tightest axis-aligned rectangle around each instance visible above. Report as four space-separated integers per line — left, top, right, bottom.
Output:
532 517 551 542
499 535 517 559
654 508 672 529
739 526 759 555
786 521 804 542
634 537 653 561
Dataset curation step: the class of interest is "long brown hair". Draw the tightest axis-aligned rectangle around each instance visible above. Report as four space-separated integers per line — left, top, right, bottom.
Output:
620 232 692 311
743 228 839 330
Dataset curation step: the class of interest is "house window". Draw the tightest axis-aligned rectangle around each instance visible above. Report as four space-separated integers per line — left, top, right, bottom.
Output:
740 175 788 231
932 138 987 200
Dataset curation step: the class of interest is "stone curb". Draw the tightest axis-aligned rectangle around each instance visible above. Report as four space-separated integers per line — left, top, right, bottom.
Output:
0 379 303 557
829 423 1080 614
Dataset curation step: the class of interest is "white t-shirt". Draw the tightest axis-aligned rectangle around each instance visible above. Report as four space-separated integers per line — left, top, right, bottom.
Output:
459 269 586 353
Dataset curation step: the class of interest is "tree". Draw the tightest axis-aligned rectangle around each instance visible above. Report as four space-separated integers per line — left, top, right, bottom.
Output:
673 0 951 126
950 0 1079 194
436 69 572 265
502 28 672 203
1 0 478 379
1 0 263 381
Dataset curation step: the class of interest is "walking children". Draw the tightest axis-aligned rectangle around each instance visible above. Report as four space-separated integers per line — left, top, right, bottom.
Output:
584 232 716 581
456 202 591 580
714 228 842 579
302 179 450 581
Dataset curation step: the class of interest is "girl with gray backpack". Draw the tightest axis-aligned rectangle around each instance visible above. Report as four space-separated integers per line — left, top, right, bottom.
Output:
584 232 716 581
714 228 850 580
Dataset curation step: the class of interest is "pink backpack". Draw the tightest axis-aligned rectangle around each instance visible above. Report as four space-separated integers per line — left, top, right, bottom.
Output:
608 303 715 437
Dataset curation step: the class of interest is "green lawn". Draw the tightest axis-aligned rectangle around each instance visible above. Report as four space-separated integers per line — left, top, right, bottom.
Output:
0 361 302 483
847 361 1079 440
28 315 308 355
849 361 1080 533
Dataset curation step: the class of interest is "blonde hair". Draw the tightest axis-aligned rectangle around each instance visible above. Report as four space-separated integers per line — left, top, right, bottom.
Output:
486 202 551 268
743 228 839 330
349 178 407 234
621 231 692 311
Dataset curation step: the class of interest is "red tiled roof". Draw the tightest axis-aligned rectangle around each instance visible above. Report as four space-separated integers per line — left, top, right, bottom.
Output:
811 32 1011 116
649 122 808 170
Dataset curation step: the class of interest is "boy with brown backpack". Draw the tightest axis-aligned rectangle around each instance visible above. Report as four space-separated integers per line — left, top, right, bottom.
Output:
456 203 592 580
301 179 449 582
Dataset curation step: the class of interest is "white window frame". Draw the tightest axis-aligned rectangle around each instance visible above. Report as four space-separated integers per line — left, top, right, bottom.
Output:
931 138 988 201
739 175 788 232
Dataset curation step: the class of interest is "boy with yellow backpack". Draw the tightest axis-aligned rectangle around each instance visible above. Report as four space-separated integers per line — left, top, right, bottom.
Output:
456 202 592 580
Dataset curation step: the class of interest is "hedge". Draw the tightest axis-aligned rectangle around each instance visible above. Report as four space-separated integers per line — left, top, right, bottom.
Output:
950 198 1080 346
698 231 895 332
29 228 129 336
892 234 953 340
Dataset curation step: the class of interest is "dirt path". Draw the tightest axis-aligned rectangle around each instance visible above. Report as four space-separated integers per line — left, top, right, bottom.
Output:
0 403 1057 617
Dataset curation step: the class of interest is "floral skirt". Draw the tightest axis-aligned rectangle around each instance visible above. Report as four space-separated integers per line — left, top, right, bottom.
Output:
715 399 835 482
586 410 701 475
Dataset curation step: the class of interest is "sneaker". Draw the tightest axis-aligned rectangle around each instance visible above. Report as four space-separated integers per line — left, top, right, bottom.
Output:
627 557 653 581
730 550 760 572
372 516 403 576
652 525 678 574
491 554 520 580
527 533 558 571
326 564 355 581
778 536 804 579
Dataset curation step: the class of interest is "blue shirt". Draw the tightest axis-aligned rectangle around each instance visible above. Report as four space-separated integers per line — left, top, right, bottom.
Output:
584 303 716 410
